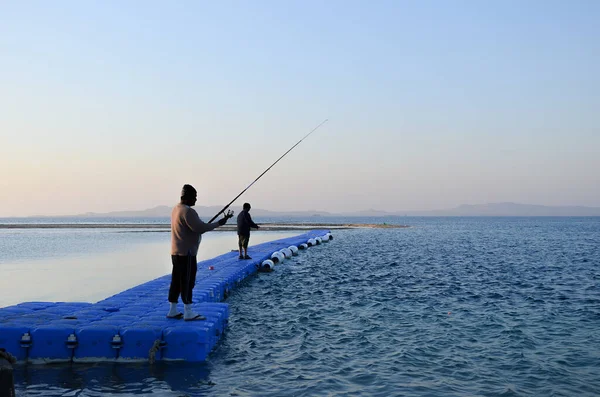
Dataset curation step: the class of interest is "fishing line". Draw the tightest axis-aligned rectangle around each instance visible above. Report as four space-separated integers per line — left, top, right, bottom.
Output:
209 119 329 223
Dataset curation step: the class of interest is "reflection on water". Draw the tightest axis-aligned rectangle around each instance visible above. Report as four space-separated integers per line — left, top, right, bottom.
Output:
15 361 213 396
0 230 298 307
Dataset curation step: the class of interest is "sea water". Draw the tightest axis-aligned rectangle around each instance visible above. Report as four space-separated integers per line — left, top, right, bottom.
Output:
2 217 599 396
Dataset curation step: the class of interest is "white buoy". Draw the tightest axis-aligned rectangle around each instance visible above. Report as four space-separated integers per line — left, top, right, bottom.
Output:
261 260 275 271
299 243 308 250
288 246 299 255
307 238 316 247
315 237 322 245
281 248 293 259
276 251 287 261
271 251 285 264
320 234 330 242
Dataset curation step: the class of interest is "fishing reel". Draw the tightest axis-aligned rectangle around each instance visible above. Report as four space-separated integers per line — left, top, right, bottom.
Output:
217 209 235 225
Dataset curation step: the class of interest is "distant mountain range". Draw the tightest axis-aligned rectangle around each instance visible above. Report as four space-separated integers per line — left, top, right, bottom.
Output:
76 205 333 218
68 202 600 218
409 203 600 217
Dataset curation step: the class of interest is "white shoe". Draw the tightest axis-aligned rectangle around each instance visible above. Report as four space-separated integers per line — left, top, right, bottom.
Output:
166 302 183 319
184 304 206 321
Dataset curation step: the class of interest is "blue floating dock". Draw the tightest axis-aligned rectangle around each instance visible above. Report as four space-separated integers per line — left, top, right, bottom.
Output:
0 230 332 363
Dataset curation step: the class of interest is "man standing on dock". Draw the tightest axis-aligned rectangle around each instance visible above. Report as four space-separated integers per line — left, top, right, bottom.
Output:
237 202 259 260
168 184 233 321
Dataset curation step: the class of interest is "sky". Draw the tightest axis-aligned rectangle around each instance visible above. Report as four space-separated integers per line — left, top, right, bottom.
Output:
1 0 599 217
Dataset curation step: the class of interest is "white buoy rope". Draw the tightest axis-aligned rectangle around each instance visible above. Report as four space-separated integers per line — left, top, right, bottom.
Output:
265 234 332 269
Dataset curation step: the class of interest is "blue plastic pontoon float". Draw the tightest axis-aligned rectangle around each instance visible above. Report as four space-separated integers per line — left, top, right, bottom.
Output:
0 230 332 363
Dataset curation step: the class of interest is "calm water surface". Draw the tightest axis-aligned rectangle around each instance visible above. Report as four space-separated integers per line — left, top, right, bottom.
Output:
2 217 599 396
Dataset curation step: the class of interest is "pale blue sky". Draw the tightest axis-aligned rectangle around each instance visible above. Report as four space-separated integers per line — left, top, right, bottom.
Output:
1 1 598 216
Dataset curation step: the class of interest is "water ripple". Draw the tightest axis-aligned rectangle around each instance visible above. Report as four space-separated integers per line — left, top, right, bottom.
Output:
13 218 600 396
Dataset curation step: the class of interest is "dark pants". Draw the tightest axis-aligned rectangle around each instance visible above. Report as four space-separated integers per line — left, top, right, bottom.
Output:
168 255 197 304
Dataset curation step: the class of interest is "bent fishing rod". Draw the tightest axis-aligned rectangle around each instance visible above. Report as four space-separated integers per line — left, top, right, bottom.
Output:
209 119 329 223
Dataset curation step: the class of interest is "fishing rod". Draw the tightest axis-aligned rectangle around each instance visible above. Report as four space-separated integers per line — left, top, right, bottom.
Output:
209 119 329 223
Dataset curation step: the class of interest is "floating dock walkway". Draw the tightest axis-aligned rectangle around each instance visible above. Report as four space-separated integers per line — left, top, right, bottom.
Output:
0 230 332 363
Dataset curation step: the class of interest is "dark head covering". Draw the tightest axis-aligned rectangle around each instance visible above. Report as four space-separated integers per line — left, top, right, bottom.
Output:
181 184 197 199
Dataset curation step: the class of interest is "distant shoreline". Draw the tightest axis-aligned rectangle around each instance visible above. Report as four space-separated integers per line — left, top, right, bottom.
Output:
0 223 408 231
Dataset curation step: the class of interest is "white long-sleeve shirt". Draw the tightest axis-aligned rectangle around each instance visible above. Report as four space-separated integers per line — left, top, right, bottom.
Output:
170 203 220 256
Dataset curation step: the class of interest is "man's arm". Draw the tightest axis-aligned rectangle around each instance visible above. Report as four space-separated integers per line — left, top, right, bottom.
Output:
246 212 259 229
185 208 220 234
